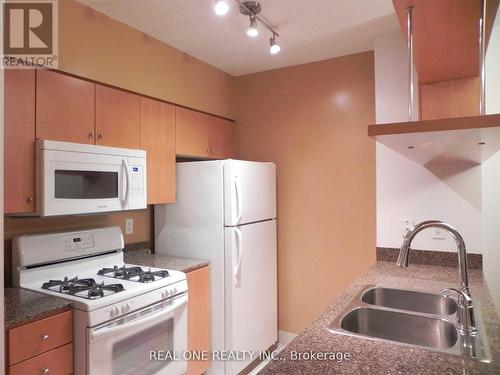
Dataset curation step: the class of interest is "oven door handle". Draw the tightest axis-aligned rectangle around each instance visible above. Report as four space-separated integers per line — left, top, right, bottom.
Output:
90 293 187 342
121 159 131 209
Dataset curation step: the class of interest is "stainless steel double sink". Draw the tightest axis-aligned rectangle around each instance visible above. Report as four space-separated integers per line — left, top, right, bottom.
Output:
328 285 491 361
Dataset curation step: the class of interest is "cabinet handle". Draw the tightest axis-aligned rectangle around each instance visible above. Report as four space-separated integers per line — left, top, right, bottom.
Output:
41 334 49 340
26 197 33 203
88 131 94 139
41 369 49 374
97 133 103 140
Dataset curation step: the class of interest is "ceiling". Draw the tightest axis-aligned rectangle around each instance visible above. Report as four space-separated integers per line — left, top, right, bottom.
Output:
78 0 399 76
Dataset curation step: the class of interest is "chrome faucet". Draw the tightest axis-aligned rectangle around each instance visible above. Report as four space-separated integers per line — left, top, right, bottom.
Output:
396 220 476 334
442 288 477 335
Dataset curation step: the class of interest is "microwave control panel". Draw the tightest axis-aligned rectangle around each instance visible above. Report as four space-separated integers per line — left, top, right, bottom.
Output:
62 234 95 251
130 165 144 197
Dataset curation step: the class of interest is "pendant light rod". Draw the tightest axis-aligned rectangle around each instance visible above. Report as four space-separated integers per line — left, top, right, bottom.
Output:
407 6 415 121
479 0 486 115
234 0 279 37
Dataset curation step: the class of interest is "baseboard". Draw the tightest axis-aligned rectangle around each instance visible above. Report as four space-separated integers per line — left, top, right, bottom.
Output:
278 330 297 344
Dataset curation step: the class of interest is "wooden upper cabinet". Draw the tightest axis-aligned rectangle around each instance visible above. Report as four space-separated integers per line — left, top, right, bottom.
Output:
4 69 36 214
95 85 141 149
186 266 210 375
140 97 176 204
209 117 237 159
176 107 236 159
175 107 210 158
36 69 95 144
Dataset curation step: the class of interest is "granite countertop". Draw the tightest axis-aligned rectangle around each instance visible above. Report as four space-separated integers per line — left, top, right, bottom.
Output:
5 249 207 329
259 261 500 374
4 288 72 330
124 249 210 273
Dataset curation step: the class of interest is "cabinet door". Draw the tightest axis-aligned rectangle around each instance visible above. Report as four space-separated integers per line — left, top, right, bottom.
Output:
186 267 210 375
9 343 73 375
4 69 36 214
95 85 141 149
36 69 95 144
8 310 73 365
175 107 210 158
209 117 237 159
140 97 176 204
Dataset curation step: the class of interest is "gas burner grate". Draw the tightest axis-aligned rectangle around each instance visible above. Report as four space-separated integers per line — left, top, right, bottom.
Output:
97 265 169 283
42 276 124 300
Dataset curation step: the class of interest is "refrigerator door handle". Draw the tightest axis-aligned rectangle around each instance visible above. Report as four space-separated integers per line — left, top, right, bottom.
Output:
233 227 243 285
234 176 243 225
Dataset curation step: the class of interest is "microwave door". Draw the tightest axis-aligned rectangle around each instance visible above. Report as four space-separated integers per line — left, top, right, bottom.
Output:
42 150 126 216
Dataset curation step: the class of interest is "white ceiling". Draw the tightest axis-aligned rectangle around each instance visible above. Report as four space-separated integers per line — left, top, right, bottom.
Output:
78 0 399 76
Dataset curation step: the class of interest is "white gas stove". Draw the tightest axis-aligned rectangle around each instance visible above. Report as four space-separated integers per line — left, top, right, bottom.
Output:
13 226 188 375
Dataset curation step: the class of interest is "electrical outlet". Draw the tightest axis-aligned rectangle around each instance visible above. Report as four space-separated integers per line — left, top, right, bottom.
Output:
432 228 446 240
400 219 414 238
125 218 134 235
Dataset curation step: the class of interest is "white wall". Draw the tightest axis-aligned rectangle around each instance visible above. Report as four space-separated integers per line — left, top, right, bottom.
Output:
374 31 482 253
482 24 500 312
486 24 500 114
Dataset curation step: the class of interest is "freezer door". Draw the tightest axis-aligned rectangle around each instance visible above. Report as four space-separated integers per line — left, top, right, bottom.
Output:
224 160 276 226
224 220 278 375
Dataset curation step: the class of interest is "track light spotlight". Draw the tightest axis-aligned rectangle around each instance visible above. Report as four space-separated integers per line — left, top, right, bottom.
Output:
246 15 259 37
214 0 229 16
270 34 280 54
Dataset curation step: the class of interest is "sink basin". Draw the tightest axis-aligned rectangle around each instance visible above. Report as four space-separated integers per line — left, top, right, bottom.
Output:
361 287 457 316
327 284 491 360
339 307 458 349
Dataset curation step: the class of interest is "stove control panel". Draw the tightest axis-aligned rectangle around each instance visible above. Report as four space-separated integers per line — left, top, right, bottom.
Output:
62 234 95 251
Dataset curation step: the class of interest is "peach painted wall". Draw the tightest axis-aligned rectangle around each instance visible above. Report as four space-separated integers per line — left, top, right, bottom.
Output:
4 0 235 260
235 51 377 333
58 0 235 119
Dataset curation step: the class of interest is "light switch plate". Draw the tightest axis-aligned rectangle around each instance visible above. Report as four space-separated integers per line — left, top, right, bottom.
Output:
125 218 134 235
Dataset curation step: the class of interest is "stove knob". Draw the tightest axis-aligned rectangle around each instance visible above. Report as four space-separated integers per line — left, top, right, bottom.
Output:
110 306 120 318
122 303 131 313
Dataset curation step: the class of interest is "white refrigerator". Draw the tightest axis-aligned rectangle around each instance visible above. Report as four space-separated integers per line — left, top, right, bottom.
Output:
155 159 278 375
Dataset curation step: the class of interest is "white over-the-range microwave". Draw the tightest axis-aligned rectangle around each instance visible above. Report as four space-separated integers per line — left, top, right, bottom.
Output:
35 140 147 216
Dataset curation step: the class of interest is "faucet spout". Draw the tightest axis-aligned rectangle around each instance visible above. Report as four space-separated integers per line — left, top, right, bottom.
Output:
396 220 470 295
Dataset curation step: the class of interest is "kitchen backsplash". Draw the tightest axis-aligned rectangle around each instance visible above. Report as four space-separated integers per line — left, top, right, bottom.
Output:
4 207 152 286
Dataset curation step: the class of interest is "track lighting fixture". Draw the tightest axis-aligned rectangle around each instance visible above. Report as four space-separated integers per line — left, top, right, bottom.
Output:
214 0 229 16
246 15 259 37
217 1 281 54
270 34 280 54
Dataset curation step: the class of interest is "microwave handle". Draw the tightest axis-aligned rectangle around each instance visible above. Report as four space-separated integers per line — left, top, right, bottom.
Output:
121 159 131 209
90 293 187 342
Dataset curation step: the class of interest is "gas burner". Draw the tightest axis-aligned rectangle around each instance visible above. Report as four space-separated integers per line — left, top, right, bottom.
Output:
97 265 169 283
42 276 124 300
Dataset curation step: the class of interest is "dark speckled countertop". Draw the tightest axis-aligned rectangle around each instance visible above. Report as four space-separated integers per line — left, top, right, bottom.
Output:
4 288 72 329
259 261 500 375
5 250 208 329
124 248 210 273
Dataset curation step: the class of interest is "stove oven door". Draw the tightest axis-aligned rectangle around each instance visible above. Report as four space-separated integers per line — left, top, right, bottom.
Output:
87 293 188 375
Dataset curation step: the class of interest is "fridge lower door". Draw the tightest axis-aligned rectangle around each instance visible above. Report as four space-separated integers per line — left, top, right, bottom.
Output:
224 220 278 375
